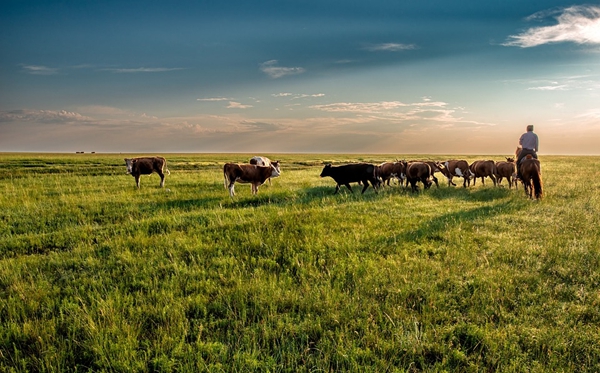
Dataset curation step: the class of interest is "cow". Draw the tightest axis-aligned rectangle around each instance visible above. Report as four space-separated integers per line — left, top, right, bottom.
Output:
376 161 406 187
320 163 380 194
249 156 281 185
403 161 433 192
469 160 497 186
437 160 474 188
223 163 280 197
124 156 170 188
495 157 517 188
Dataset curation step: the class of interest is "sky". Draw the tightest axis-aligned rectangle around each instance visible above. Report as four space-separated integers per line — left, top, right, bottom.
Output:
1 0 600 155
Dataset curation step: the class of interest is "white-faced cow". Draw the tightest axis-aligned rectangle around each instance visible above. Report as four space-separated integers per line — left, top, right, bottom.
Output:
403 161 433 192
495 157 517 188
124 157 170 188
377 161 406 187
438 160 474 188
320 163 380 194
223 163 281 197
249 156 281 185
469 160 497 186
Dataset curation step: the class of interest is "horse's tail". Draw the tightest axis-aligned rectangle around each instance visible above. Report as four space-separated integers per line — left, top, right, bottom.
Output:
532 168 543 199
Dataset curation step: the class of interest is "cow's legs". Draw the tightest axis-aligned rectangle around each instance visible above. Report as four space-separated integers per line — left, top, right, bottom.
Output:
228 182 236 197
334 184 341 194
344 183 353 193
157 171 165 187
135 175 141 188
360 180 369 194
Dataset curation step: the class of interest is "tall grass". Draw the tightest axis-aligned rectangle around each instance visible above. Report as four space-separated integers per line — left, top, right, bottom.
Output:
1 153 599 372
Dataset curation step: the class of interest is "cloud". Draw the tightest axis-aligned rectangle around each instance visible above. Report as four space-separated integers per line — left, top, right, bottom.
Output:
240 121 281 132
363 43 417 52
504 5 600 47
0 109 92 123
227 101 253 109
197 97 232 102
273 92 325 99
260 60 306 79
21 65 59 75
102 67 184 73
527 85 568 91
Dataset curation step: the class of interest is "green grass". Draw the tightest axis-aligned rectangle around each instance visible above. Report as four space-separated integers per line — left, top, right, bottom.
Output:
1 153 599 372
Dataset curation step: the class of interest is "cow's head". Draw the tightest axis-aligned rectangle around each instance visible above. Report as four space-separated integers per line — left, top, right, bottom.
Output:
124 158 137 174
272 161 282 175
506 157 515 163
270 162 281 177
320 164 332 177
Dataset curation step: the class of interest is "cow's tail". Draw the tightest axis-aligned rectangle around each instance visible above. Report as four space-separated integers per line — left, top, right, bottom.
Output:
163 158 171 175
223 169 230 189
532 168 543 199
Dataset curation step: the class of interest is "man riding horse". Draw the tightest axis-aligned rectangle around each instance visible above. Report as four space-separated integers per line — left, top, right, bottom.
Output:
516 124 539 180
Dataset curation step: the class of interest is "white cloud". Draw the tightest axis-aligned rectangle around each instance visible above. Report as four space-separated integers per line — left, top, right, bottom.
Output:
227 101 253 109
527 85 569 91
102 67 184 73
0 109 92 123
273 92 325 99
363 43 417 52
504 5 600 47
260 60 306 79
21 65 59 75
197 97 232 101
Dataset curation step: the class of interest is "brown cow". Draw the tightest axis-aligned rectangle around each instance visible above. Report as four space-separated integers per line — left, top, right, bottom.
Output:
376 161 406 186
438 160 473 187
124 156 170 188
223 163 281 197
469 160 497 186
249 156 281 185
404 161 433 192
495 157 517 188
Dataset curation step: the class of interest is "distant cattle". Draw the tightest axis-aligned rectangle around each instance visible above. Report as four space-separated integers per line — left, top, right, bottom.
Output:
320 163 380 194
249 156 281 185
376 161 406 186
223 163 281 197
495 157 517 188
438 160 473 187
469 160 497 186
403 161 433 192
124 156 170 188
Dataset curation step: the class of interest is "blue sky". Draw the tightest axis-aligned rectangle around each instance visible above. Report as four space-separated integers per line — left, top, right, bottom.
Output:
1 0 600 154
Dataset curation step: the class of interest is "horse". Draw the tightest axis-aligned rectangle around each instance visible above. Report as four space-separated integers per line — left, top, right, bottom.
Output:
516 148 543 199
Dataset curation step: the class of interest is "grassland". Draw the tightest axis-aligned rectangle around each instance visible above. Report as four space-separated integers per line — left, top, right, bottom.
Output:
1 153 599 372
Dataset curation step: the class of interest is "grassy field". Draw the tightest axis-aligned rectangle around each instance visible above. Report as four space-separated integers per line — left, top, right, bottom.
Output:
1 153 599 372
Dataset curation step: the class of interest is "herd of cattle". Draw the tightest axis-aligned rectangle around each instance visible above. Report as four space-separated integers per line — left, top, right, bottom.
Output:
124 155 525 197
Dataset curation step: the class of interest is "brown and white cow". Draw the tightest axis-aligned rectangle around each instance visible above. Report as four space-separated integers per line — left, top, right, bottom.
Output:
403 161 433 192
438 160 473 188
469 160 497 186
376 161 406 186
223 163 281 197
495 157 517 188
249 156 281 185
124 156 170 188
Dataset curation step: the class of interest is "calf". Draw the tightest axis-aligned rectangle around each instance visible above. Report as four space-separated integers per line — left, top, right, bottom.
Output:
495 157 517 188
438 160 473 187
223 163 280 197
320 163 380 194
469 160 497 186
404 161 433 192
377 161 406 186
249 156 281 185
124 156 170 188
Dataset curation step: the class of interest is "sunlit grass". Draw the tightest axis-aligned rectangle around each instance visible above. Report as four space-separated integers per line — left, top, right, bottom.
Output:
1 153 599 372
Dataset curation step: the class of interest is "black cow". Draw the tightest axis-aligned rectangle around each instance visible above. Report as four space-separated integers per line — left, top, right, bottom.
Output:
320 163 380 194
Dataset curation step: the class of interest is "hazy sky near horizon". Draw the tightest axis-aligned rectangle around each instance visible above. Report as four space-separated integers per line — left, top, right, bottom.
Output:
2 1 600 154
